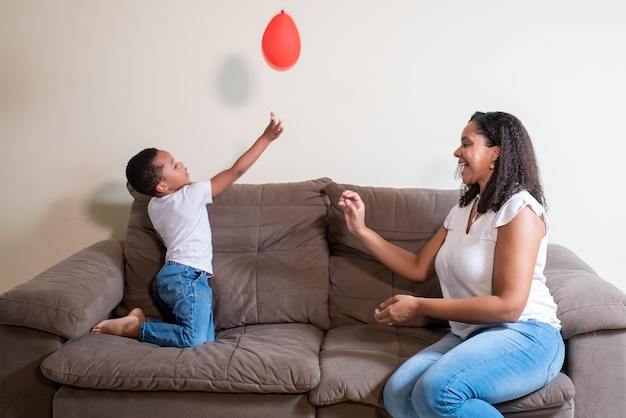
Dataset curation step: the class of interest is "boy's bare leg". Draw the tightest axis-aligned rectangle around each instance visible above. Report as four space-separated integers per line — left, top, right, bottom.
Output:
90 308 147 339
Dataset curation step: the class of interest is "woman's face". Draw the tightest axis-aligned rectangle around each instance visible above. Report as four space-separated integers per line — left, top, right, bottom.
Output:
454 121 500 192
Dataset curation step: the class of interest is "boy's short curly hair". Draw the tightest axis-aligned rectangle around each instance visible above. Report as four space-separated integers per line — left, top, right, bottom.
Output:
125 148 164 197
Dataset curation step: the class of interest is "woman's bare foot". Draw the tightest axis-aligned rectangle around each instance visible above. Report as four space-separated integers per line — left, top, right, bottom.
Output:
90 308 147 339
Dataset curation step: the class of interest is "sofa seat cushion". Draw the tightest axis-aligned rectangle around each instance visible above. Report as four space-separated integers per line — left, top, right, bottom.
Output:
308 324 575 414
41 323 323 393
308 324 449 407
494 373 575 414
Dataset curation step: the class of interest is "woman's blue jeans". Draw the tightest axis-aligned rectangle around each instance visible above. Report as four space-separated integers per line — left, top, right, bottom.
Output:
383 321 565 418
139 261 215 348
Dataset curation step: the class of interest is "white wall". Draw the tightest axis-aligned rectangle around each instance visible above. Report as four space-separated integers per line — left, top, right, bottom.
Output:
1 1 624 294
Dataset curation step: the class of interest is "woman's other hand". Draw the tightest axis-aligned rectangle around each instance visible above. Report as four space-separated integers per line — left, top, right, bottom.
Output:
374 295 420 326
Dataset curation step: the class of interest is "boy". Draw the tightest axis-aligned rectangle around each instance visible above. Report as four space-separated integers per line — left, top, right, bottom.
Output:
91 112 283 347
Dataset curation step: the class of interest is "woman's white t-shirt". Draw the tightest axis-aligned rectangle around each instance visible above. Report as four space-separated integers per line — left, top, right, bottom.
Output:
148 180 214 275
434 190 561 339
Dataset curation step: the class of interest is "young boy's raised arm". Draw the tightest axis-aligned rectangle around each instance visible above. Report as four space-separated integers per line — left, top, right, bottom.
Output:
210 112 283 197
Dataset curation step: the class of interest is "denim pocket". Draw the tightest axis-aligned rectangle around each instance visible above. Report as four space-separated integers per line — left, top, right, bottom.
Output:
156 274 187 306
192 275 211 302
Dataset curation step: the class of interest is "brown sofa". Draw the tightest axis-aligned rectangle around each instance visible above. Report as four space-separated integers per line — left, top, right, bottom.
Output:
2 178 625 418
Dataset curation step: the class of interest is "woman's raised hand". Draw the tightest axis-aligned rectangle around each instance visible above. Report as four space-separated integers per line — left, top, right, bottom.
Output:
338 190 367 236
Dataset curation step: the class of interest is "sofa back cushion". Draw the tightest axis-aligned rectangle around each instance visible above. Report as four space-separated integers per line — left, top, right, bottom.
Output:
208 178 331 331
118 184 164 319
120 178 332 331
323 181 458 328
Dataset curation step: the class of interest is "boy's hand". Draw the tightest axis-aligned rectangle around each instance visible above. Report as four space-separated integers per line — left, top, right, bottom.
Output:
262 111 284 141
210 111 284 197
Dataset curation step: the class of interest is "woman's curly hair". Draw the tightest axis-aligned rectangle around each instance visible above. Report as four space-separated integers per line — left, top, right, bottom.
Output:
460 111 546 213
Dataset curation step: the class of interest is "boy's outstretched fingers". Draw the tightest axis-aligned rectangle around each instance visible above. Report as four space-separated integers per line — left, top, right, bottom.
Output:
265 112 283 138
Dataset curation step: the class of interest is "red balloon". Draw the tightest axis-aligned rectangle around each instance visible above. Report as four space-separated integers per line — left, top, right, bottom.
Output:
262 10 301 71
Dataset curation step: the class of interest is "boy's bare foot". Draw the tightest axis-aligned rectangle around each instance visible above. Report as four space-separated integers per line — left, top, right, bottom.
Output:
90 308 147 339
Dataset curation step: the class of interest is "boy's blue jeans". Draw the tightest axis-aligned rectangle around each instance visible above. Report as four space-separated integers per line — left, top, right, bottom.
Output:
383 320 565 418
139 261 215 348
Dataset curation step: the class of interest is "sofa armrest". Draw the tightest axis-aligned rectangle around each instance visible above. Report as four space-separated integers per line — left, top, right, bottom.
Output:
0 240 125 340
546 243 626 340
0 325 63 418
567 329 626 418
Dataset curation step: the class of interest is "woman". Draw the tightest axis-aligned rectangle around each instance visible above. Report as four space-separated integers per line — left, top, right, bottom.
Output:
338 111 564 417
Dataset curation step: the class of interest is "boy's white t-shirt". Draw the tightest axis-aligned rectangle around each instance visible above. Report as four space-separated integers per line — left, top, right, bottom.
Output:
148 180 214 275
434 190 561 339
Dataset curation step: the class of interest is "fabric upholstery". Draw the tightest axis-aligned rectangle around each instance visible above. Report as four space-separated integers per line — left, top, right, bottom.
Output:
544 244 626 339
495 373 575 414
41 323 324 393
308 324 448 407
323 181 458 327
208 178 331 331
0 240 125 339
2 178 624 418
117 184 165 319
566 329 626 418
309 325 574 412
120 178 332 331
54 388 316 418
0 326 62 418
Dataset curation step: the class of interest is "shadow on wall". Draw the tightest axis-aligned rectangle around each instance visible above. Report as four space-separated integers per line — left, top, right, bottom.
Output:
217 54 253 107
1 194 127 293
89 182 133 240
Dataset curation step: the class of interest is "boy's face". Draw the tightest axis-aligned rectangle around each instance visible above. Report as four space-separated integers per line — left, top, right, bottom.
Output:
154 150 190 196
